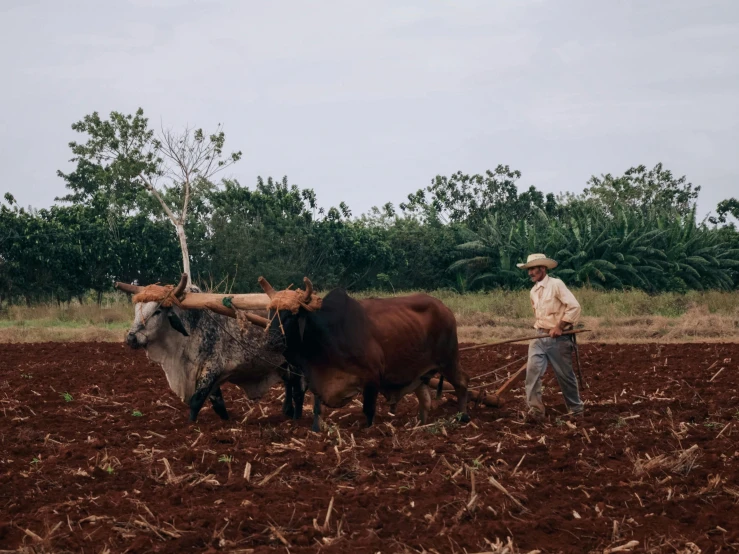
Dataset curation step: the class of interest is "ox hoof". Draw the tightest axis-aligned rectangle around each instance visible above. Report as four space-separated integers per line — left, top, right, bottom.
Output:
282 406 295 418
189 410 199 422
311 416 321 433
458 412 470 423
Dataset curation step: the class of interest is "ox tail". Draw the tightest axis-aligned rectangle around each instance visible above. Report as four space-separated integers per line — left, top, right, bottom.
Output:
436 375 444 399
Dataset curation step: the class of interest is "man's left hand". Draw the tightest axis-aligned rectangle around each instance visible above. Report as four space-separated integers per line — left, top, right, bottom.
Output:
549 326 563 338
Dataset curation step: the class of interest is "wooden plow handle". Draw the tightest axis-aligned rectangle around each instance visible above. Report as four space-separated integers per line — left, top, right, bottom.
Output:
459 329 590 352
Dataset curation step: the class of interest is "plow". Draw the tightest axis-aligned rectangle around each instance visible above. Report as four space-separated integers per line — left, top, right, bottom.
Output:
430 329 589 408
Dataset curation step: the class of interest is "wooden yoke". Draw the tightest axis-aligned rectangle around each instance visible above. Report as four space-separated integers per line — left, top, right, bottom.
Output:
175 293 272 327
114 273 270 320
179 292 270 312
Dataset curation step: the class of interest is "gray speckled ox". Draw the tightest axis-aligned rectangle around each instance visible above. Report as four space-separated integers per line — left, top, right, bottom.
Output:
115 274 304 422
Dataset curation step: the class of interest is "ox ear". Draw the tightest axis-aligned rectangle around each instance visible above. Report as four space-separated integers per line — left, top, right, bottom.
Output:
167 311 189 337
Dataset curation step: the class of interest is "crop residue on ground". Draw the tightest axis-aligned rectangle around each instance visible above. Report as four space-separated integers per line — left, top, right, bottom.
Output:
0 342 738 553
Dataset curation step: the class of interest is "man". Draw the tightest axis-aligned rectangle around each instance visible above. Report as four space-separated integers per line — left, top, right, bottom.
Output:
516 253 584 421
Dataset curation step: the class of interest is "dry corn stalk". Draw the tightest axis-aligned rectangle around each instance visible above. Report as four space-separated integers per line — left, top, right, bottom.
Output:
632 444 701 476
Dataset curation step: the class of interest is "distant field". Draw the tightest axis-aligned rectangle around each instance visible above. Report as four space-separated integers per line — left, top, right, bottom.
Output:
0 289 738 343
0 301 130 343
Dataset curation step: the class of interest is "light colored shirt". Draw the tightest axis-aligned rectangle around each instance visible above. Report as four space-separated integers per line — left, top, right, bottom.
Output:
530 275 581 330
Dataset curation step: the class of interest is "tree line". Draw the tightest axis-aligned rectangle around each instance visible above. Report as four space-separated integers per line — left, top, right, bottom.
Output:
1 109 738 305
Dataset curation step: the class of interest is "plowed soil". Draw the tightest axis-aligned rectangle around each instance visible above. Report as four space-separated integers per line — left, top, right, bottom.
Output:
1 341 738 553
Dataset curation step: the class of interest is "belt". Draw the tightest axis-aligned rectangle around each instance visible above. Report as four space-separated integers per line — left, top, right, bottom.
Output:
534 326 573 334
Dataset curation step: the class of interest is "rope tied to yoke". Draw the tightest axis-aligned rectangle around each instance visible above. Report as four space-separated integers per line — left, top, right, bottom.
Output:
129 274 189 326
257 276 322 338
266 288 322 314
266 289 322 337
132 284 184 307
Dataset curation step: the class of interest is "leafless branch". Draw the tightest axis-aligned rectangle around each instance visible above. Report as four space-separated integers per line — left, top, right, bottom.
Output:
153 123 241 225
138 174 178 225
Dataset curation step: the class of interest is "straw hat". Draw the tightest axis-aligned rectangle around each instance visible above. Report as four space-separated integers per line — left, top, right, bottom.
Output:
516 253 558 270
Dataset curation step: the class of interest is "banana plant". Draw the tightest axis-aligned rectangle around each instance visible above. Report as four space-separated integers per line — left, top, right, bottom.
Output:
448 204 739 291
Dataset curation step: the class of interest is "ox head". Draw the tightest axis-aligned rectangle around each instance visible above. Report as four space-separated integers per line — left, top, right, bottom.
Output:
257 276 317 355
115 273 190 349
256 276 368 366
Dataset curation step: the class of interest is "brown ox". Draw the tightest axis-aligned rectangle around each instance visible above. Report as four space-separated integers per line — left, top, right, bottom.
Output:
251 277 470 430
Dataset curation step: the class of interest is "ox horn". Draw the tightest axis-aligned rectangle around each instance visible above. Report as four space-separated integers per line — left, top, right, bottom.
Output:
258 276 276 299
243 312 269 328
114 281 143 294
303 277 313 303
172 273 188 298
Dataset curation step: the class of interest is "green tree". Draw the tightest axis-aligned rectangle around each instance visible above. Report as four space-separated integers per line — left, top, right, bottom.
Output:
399 166 550 229
58 108 241 284
201 177 317 291
362 210 462 291
711 198 739 225
581 163 699 217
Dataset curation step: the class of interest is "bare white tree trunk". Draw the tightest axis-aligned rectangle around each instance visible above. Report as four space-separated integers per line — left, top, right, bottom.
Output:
174 223 191 285
141 177 192 285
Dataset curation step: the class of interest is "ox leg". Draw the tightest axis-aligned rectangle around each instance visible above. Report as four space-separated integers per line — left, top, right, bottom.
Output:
435 376 445 399
311 396 322 432
454 384 470 423
282 364 306 421
291 372 306 420
281 372 295 419
456 383 470 423
441 366 471 423
451 382 471 423
209 386 229 420
362 383 379 427
416 384 432 425
190 370 219 422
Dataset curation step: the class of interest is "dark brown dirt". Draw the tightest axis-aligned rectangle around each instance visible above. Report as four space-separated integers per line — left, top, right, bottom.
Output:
0 341 738 553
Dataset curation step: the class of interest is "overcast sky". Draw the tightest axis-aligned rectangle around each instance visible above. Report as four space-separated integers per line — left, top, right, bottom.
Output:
1 0 737 219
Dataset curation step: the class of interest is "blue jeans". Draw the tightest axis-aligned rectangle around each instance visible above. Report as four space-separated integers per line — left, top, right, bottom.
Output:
525 331 583 415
